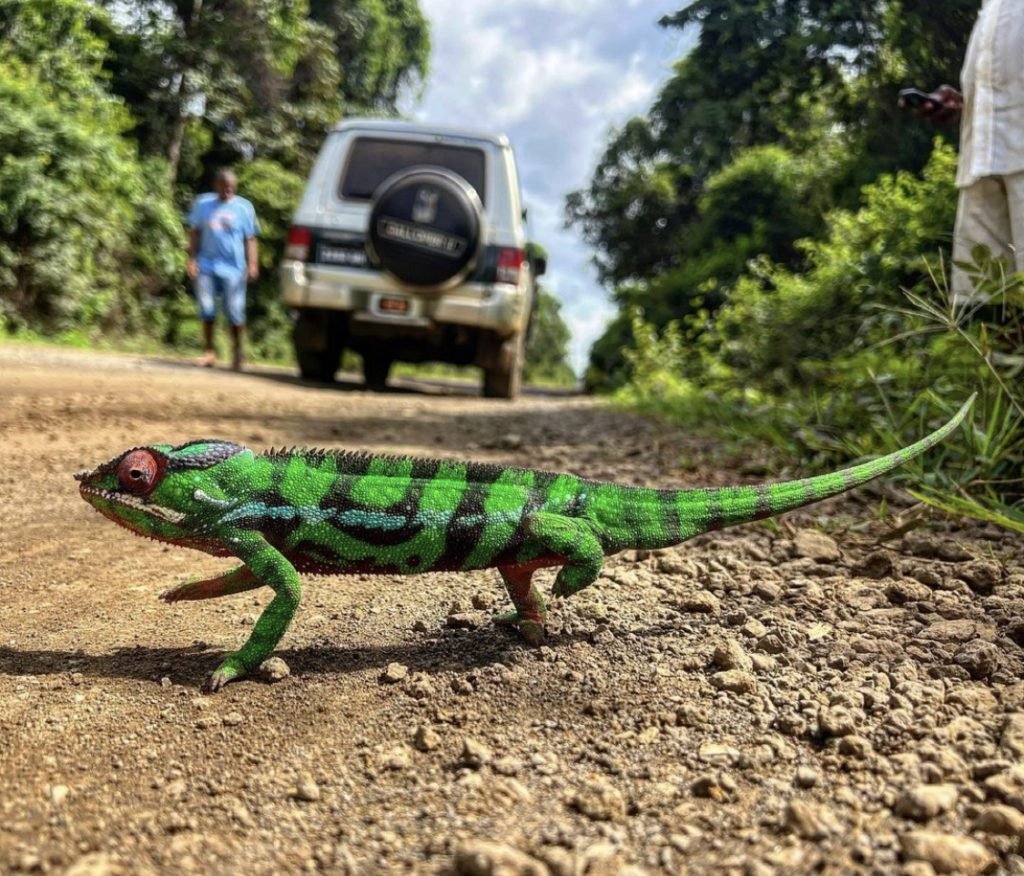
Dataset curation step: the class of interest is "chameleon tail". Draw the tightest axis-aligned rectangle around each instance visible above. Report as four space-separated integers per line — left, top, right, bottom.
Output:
669 394 976 540
585 395 974 553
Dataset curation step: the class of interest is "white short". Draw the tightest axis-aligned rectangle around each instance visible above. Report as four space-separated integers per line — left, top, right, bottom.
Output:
952 172 1024 304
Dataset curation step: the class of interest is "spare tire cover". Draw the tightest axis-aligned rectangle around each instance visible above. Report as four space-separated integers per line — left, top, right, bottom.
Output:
367 167 483 288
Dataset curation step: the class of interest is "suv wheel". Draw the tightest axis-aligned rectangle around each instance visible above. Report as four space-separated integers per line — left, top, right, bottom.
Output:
294 308 344 382
362 352 393 390
367 167 484 289
483 332 524 400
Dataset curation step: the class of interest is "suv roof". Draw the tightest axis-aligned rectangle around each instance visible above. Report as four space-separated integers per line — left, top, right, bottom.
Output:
330 118 511 149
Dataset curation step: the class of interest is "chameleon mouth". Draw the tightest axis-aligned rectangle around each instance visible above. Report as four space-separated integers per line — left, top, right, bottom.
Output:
78 484 186 524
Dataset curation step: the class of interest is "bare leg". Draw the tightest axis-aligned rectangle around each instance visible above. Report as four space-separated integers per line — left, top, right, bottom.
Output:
230 323 245 372
197 320 216 367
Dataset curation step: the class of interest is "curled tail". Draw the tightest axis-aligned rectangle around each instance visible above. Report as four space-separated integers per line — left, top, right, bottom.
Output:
587 395 975 553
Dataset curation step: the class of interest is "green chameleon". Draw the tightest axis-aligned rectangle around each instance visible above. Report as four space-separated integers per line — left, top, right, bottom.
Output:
76 396 973 691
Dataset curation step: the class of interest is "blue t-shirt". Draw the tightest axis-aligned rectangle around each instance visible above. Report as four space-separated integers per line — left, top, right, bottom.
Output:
188 193 259 280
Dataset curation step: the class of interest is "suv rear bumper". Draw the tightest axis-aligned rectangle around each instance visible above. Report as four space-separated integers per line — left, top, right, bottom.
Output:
281 260 527 336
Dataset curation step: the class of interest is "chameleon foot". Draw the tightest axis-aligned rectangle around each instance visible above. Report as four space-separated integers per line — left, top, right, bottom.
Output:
493 611 547 645
206 653 247 692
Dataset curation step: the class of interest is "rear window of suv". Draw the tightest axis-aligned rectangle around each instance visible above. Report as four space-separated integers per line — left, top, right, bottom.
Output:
339 137 487 205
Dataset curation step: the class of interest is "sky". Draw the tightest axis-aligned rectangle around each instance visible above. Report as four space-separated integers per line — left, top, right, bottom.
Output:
405 1 693 373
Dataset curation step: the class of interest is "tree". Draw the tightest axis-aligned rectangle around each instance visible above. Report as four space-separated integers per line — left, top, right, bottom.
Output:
524 289 574 385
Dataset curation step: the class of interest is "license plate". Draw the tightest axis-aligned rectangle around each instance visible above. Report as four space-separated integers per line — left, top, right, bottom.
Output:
377 296 410 314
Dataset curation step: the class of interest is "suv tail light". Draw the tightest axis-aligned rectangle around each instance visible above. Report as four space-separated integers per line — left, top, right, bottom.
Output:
496 247 526 285
286 226 311 261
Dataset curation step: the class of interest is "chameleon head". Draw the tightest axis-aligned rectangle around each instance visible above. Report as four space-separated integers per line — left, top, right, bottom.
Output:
75 440 248 542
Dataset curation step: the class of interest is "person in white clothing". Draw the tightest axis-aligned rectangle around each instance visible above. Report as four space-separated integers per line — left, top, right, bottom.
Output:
904 0 1024 306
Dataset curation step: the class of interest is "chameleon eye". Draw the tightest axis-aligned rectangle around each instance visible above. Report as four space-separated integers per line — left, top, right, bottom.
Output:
117 450 161 496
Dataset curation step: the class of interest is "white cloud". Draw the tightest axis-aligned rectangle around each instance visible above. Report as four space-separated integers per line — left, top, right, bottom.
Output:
411 0 688 372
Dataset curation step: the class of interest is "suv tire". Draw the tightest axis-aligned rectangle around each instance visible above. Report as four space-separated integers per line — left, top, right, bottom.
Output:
367 167 483 289
294 308 343 383
362 352 393 390
483 332 524 400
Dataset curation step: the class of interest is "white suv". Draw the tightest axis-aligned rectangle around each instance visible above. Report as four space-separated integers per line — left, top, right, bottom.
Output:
280 119 544 398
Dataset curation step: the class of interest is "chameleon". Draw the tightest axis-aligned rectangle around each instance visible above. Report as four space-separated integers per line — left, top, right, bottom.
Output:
76 396 974 691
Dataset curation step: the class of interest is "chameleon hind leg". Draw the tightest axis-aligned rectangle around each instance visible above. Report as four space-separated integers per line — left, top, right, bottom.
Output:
161 564 263 602
526 512 604 598
207 534 302 692
494 566 548 645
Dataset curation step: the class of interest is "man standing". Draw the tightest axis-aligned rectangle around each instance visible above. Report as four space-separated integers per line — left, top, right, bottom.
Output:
187 169 260 370
908 0 1024 306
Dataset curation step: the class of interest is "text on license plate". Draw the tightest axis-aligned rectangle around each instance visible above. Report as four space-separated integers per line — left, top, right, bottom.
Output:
377 297 410 314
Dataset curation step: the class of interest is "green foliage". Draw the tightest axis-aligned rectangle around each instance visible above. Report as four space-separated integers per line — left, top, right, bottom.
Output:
0 52 181 332
524 289 575 386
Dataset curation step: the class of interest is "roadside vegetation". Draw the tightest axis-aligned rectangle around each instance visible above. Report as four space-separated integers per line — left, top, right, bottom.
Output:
0 0 576 386
569 1 1022 531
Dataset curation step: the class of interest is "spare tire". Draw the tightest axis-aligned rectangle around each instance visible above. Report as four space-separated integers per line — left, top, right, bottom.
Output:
367 167 483 289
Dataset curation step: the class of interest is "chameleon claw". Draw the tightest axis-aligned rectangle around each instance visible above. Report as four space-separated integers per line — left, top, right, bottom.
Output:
206 654 246 692
492 612 547 645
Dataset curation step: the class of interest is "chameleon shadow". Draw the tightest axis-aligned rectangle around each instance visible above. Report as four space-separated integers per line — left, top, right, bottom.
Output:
0 627 596 688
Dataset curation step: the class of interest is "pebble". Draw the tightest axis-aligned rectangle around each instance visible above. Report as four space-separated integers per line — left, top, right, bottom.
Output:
380 662 409 684
223 711 244 727
794 766 819 789
972 804 1024 836
260 657 290 682
49 783 69 805
446 613 481 629
793 530 841 562
783 800 838 839
895 785 958 821
460 737 492 769
570 779 626 822
837 735 873 759
293 777 321 802
712 639 754 672
710 670 759 695
1001 713 1024 758
900 830 995 875
413 725 441 752
818 706 858 738
852 551 894 580
453 840 548 876
681 590 721 614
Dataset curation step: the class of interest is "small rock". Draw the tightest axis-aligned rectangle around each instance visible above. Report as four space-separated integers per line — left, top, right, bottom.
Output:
49 784 70 805
794 766 819 788
692 774 732 801
460 737 492 769
64 854 120 876
886 579 931 604
853 551 894 579
783 799 839 839
492 756 523 776
223 711 244 727
453 840 548 876
680 591 720 614
407 672 436 700
260 657 290 682
698 742 742 765
818 706 858 738
195 715 221 729
710 670 759 695
570 779 626 822
838 735 873 759
293 778 321 802
957 559 1002 595
753 581 782 602
712 640 754 672
452 678 475 696
447 613 481 629
900 830 995 875
955 641 1000 680
794 530 841 562
895 785 958 821
1001 713 1024 758
413 725 441 752
972 804 1024 836
380 662 409 684
381 745 412 771
743 618 768 639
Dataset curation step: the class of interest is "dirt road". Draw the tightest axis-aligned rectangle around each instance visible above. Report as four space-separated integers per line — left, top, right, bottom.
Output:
0 345 1022 875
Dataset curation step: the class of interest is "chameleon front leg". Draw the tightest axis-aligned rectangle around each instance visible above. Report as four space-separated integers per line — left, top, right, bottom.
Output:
208 533 302 692
161 564 263 602
494 566 547 645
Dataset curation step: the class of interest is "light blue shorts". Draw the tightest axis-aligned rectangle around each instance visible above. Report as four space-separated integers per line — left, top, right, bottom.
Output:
195 272 247 326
